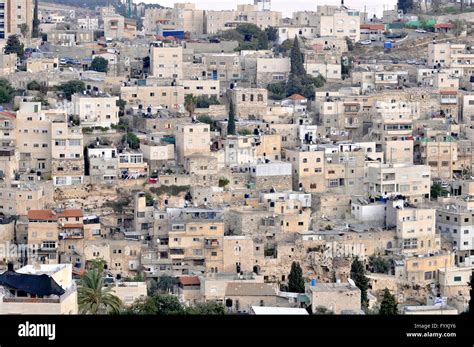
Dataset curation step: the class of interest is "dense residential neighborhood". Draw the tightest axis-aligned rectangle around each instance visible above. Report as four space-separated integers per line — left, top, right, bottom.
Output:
0 0 472 320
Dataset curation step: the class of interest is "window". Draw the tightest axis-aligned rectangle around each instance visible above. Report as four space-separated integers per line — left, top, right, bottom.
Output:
69 139 81 146
328 179 339 187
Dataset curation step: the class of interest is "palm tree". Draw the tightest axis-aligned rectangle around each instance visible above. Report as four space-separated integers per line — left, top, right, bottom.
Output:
78 269 122 314
184 94 197 119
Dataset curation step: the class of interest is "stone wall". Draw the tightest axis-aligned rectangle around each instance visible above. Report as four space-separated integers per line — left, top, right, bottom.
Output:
254 174 292 191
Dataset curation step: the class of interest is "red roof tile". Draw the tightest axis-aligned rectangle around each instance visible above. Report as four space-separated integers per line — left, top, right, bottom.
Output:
288 94 306 100
178 276 200 286
435 23 453 29
360 24 385 30
27 210 57 221
0 111 16 119
58 209 83 218
440 90 457 95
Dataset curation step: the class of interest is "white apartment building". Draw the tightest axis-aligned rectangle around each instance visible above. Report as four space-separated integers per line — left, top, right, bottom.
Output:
0 0 33 38
437 201 474 267
317 7 360 42
386 202 439 255
150 43 183 80
365 163 431 203
176 122 211 164
71 94 119 128
51 119 84 186
205 4 282 35
428 43 474 77
77 17 99 30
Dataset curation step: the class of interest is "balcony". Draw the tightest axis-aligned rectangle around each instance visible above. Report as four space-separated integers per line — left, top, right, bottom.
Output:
345 121 359 129
3 296 60 304
39 243 57 251
204 239 220 248
169 248 185 259
59 231 84 240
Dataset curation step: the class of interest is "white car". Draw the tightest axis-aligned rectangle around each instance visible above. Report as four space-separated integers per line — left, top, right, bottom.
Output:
415 28 427 33
360 40 372 45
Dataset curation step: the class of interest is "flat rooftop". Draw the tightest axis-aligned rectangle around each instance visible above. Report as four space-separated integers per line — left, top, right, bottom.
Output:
308 282 360 293
251 306 309 315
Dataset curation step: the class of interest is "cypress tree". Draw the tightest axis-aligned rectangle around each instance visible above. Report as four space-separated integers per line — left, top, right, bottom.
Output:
288 261 305 293
227 100 236 135
379 288 398 315
290 35 305 77
32 0 40 38
350 257 369 310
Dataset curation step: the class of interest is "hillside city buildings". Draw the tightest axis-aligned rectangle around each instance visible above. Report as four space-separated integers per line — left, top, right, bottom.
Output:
0 0 472 317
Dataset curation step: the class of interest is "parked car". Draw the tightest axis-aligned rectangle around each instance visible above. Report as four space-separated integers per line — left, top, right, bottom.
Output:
360 40 372 45
415 28 427 33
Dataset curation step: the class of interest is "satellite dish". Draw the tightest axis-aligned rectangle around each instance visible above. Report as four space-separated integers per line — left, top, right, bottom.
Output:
348 278 356 287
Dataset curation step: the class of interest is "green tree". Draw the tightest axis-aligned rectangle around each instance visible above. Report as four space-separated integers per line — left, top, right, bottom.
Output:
278 39 293 55
155 275 175 293
341 56 353 77
0 79 14 103
89 258 107 273
78 269 122 314
265 26 278 42
124 294 225 315
123 296 158 314
218 178 230 187
196 95 220 108
32 0 40 38
152 294 185 315
185 301 225 315
27 80 41 91
227 100 236 135
369 256 390 274
4 35 24 56
235 23 268 50
20 23 29 37
351 257 369 310
238 128 251 136
89 57 109 72
379 288 398 315
58 80 85 100
267 82 286 100
398 0 413 13
288 261 305 293
117 98 126 117
431 183 449 199
197 115 218 131
122 132 140 149
184 94 197 118
314 306 334 315
285 73 304 97
290 36 305 77
221 23 269 51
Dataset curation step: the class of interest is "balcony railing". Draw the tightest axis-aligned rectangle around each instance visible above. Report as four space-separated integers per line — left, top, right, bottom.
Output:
59 232 84 240
204 240 219 248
